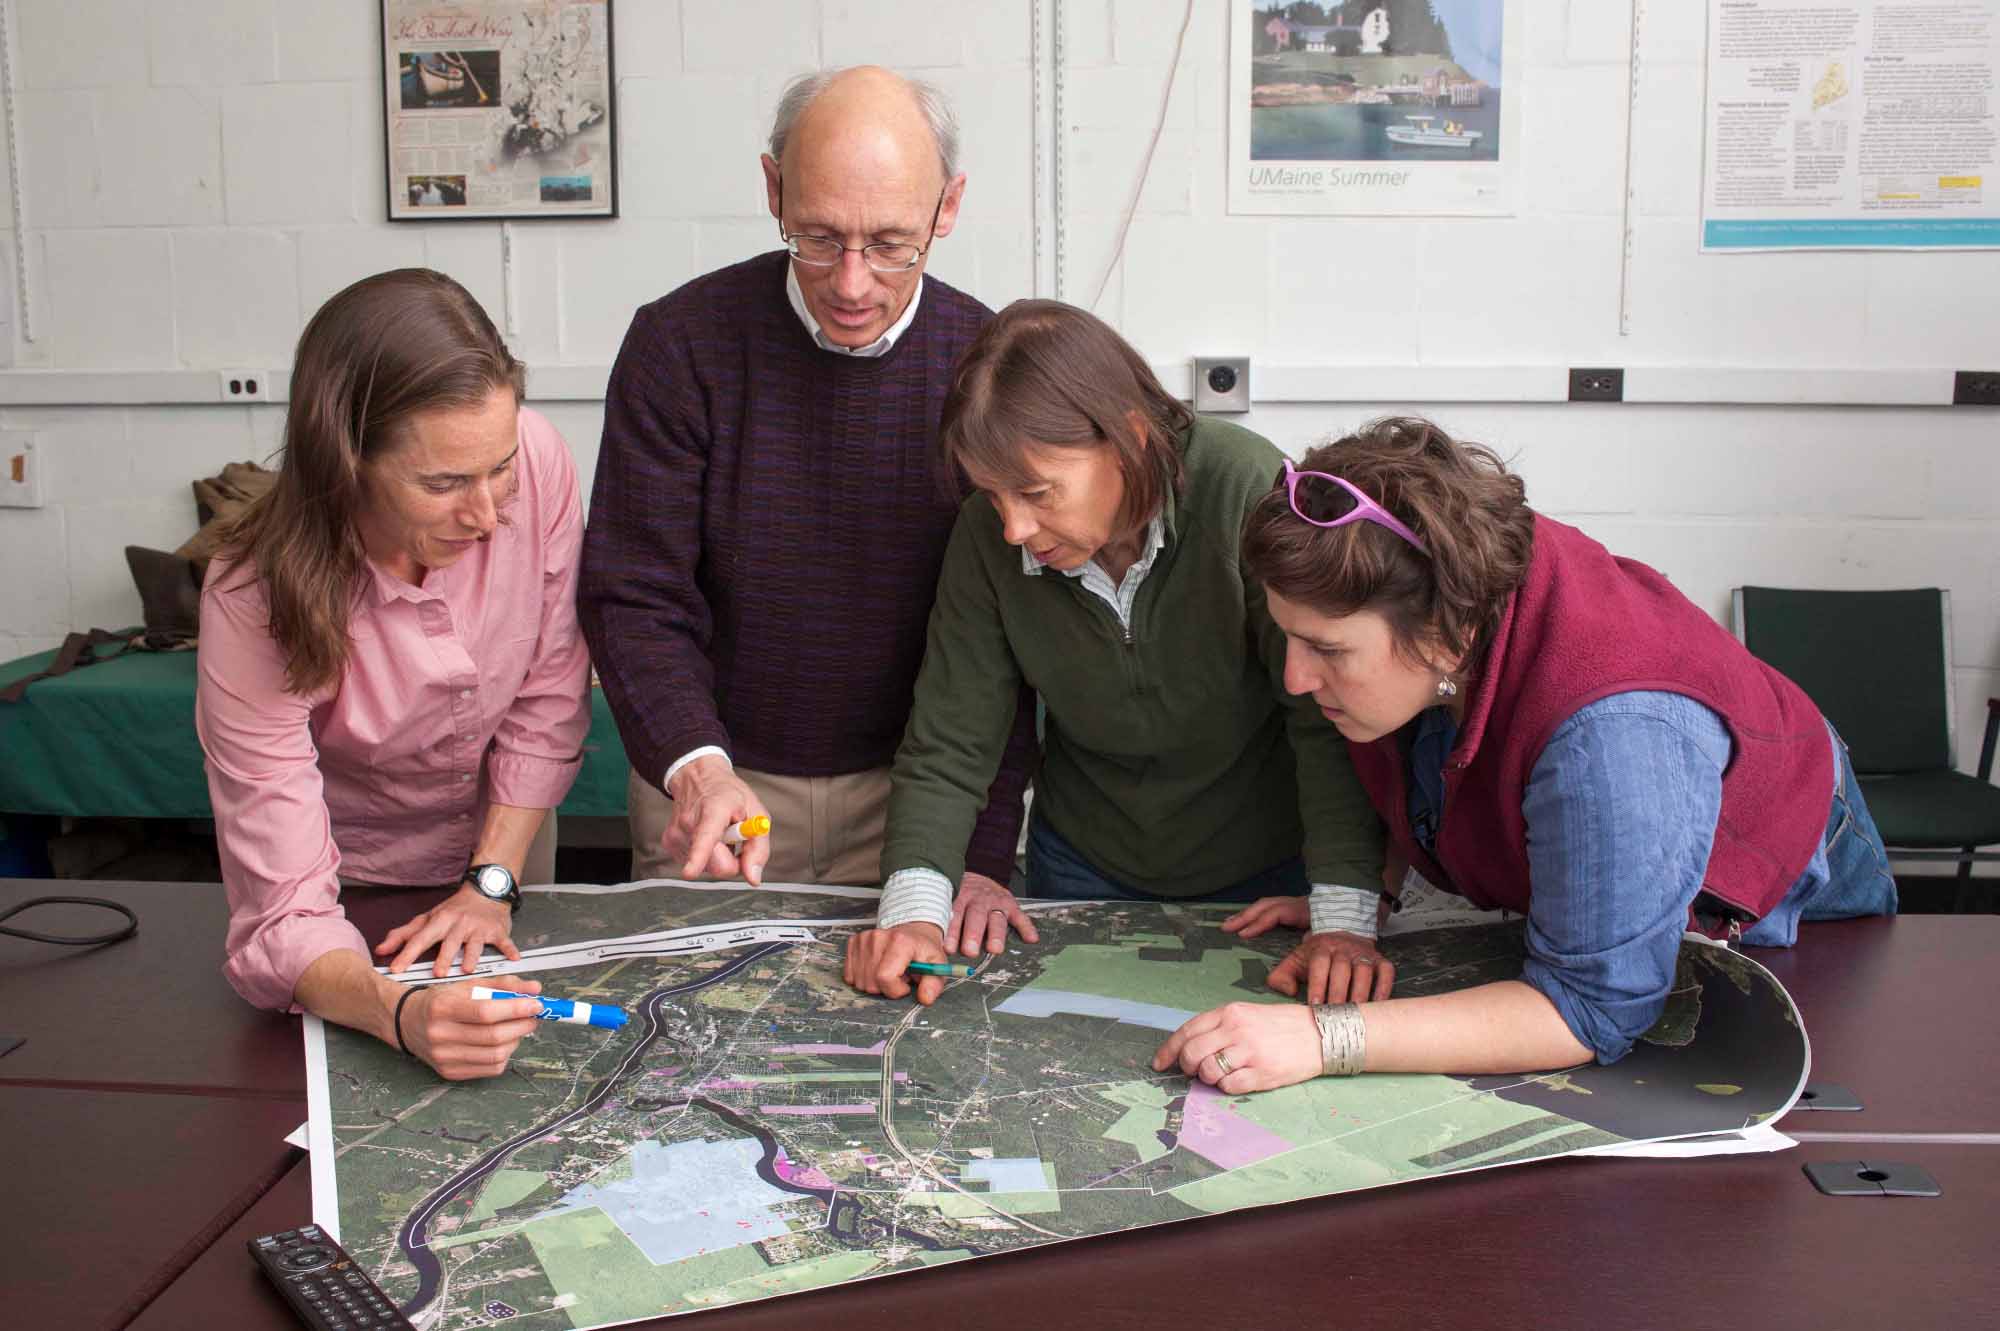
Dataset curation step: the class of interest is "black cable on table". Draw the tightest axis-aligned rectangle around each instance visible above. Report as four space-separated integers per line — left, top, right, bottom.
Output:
0 895 139 946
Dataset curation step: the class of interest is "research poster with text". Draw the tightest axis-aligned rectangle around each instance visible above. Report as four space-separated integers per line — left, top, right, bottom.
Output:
1703 0 2000 250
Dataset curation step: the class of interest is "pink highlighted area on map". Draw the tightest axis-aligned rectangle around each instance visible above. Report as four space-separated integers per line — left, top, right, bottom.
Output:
774 1148 836 1189
1179 1081 1294 1170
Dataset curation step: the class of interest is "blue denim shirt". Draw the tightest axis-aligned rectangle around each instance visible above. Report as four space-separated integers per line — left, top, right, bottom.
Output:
1406 690 1837 1064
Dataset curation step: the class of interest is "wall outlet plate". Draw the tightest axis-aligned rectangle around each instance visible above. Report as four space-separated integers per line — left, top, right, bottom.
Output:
219 369 269 402
1953 370 2000 406
1194 357 1251 413
0 433 43 508
1568 367 1624 402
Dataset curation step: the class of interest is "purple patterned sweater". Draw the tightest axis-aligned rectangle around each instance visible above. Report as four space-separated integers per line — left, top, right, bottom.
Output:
578 251 1032 881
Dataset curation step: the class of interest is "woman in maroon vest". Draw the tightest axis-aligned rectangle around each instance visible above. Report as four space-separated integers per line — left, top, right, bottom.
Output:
1154 416 1895 1091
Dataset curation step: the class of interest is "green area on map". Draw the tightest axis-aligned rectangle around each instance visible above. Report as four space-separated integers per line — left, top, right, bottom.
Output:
320 886 1802 1329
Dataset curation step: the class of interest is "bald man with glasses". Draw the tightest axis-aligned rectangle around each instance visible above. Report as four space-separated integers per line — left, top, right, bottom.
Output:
579 66 1033 915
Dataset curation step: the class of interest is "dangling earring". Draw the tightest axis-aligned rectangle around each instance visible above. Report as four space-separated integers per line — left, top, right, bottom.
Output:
1435 676 1458 699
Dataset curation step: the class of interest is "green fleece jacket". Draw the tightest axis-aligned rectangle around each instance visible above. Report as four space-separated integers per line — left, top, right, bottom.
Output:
880 414 1384 897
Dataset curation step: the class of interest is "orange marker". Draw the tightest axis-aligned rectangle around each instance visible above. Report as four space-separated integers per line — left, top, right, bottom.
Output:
720 814 772 847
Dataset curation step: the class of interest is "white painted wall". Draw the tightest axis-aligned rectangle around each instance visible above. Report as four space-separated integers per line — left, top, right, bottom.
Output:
1 0 1997 818
0 0 1033 660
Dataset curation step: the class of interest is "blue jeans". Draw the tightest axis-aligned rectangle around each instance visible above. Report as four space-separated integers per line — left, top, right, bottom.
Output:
1743 725 1898 946
1804 729 1899 918
1024 813 1310 903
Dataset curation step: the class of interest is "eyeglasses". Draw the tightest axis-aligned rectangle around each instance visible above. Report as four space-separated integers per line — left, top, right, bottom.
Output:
1279 460 1429 555
776 173 946 273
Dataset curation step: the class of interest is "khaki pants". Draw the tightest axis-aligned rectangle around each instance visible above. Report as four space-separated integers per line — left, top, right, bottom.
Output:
627 764 889 886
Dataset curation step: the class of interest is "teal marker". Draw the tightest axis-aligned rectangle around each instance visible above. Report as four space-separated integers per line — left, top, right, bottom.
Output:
905 960 977 979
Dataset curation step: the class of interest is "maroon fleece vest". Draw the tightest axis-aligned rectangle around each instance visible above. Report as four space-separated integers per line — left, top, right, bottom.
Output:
1348 515 1832 924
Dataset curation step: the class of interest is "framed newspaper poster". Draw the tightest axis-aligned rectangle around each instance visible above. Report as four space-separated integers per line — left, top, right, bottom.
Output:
382 0 618 222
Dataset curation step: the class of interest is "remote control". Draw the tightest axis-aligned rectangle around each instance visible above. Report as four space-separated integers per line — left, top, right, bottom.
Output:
247 1225 413 1329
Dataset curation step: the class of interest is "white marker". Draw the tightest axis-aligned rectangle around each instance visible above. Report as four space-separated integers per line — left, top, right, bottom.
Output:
470 987 628 1030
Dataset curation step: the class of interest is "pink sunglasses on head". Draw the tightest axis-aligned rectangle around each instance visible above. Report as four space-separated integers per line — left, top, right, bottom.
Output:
1279 460 1429 555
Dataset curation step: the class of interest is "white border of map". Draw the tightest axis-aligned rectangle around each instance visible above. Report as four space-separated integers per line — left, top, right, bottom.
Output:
305 880 1808 1252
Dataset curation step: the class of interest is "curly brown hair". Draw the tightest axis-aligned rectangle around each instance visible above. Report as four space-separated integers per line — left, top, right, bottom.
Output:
1240 416 1536 678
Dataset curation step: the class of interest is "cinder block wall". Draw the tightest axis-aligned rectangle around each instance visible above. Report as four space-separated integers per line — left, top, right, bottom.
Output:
2 0 1996 801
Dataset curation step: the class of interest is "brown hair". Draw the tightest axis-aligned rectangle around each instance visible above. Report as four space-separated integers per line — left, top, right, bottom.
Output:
938 299 1192 534
1241 416 1535 677
220 268 525 694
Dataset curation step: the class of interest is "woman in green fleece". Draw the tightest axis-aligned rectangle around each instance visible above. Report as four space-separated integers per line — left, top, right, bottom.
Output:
843 300 1387 1007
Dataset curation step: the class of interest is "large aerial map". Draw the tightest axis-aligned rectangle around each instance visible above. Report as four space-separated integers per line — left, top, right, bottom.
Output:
307 883 1807 1329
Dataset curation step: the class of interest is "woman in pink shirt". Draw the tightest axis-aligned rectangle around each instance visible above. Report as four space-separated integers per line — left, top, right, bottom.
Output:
197 269 591 1080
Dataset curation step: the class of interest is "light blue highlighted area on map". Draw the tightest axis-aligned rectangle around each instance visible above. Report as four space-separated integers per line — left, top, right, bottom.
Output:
961 1157 1049 1192
992 988 1193 1032
908 1157 1062 1216
542 1137 792 1265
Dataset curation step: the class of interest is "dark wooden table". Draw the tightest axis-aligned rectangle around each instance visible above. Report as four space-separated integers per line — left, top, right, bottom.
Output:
0 879 301 1096
2 1086 303 1331
130 1140 1997 1330
0 880 453 1097
1764 915 2000 1137
10 886 1994 1328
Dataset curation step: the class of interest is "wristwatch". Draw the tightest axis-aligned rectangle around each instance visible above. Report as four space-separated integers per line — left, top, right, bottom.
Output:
464 862 521 913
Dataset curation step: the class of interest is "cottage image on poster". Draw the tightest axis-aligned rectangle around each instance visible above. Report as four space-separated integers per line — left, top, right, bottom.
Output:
1230 0 1522 216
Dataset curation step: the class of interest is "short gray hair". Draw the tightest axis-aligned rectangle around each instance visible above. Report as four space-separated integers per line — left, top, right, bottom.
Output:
766 68 961 181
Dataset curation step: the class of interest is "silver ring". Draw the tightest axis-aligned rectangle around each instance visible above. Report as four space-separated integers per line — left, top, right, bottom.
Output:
1213 1049 1233 1076
989 909 1008 916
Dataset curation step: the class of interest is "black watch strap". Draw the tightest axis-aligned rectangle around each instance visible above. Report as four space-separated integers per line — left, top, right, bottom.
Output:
465 862 522 913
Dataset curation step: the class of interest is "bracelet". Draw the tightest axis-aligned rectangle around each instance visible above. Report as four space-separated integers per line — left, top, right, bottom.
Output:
393 987 419 1056
1311 1002 1367 1077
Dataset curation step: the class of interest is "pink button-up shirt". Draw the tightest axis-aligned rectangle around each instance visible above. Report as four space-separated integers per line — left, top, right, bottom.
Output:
197 406 591 1011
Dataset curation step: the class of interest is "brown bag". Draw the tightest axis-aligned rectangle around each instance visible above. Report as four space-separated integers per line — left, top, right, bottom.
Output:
180 461 277 573
115 461 278 642
122 545 203 641
3 462 276 703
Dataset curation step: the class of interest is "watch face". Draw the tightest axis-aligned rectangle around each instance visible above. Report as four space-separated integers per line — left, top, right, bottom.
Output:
473 865 515 899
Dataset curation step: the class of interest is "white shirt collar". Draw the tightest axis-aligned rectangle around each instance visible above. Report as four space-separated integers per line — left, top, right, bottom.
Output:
785 261 924 357
1020 513 1168 580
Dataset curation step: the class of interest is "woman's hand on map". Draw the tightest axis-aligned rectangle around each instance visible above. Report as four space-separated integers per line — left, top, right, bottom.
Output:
845 923 952 1005
663 755 773 886
1151 1001 1322 1094
1265 931 1396 1004
378 885 523 979
398 979 545 1081
944 873 1039 958
1219 894 1310 938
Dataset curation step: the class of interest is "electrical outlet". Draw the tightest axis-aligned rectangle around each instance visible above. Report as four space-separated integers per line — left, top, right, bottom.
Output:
1953 370 2000 406
1194 357 1251 413
0 433 44 508
219 369 269 402
1568 367 1624 403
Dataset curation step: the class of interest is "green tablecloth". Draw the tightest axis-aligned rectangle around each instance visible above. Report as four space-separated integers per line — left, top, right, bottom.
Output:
0 642 629 819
